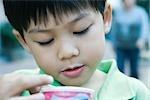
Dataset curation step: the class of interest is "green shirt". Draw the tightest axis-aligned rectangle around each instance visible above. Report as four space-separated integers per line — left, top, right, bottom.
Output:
15 59 150 100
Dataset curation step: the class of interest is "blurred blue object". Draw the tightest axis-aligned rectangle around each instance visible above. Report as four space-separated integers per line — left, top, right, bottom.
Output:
0 21 24 62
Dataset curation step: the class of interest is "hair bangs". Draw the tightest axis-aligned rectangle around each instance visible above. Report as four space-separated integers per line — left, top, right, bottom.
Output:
3 0 106 36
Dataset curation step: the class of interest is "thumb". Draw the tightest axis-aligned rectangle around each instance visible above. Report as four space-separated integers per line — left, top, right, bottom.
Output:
22 75 54 89
13 75 53 96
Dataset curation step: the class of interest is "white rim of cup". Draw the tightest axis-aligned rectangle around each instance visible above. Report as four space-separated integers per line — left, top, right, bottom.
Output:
41 86 95 94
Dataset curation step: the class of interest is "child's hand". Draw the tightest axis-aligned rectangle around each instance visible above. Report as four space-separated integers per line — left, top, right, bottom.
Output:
0 73 53 100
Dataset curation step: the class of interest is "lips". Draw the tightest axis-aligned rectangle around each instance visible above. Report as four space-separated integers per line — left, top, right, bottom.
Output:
61 65 85 78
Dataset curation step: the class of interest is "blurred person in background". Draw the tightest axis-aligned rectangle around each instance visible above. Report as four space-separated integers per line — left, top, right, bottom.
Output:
0 21 23 62
111 0 149 79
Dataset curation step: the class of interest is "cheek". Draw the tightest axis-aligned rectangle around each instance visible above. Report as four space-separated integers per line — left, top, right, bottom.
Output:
78 27 105 66
34 51 60 76
28 42 59 75
81 38 105 66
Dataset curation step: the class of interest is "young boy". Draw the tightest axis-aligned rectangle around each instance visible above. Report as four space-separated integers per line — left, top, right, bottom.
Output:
3 0 150 99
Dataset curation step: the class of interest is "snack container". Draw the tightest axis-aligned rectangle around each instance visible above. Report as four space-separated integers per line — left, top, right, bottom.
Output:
41 86 95 100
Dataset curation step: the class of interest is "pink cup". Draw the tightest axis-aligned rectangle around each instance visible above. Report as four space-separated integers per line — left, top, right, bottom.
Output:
41 86 95 100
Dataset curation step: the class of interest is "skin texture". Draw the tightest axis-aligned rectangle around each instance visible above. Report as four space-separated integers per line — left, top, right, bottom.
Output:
0 74 53 100
25 11 106 86
12 3 112 97
16 4 112 86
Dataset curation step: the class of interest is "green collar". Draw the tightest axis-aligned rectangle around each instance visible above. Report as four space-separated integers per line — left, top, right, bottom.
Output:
96 59 135 99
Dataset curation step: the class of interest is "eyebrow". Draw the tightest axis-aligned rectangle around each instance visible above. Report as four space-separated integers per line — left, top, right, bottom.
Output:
28 13 89 34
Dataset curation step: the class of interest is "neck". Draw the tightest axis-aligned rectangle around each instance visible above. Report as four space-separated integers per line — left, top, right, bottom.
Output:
125 5 135 11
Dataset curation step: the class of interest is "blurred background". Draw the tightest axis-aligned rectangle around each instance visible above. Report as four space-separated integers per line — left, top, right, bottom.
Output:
0 0 150 89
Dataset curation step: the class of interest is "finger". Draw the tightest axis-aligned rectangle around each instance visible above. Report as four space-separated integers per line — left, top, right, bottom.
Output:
22 75 53 87
10 93 45 100
12 75 53 95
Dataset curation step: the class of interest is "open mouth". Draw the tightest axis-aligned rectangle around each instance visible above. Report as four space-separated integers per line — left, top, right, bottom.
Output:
61 65 85 78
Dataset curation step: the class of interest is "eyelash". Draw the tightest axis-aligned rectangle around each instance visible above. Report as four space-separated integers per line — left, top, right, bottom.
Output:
36 24 92 46
36 38 54 46
73 24 92 35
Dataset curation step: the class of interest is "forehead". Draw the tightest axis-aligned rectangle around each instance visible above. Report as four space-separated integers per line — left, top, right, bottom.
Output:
28 10 98 31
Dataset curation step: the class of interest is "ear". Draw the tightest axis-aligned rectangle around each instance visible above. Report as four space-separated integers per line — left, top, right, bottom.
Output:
13 29 32 53
104 3 112 34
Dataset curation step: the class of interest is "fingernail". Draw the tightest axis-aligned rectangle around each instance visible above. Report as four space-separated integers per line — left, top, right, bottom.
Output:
46 75 54 83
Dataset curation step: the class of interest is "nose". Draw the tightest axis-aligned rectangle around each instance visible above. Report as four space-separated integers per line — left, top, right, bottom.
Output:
58 43 79 60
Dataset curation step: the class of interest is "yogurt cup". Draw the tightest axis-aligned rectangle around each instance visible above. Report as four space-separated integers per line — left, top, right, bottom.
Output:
41 86 95 100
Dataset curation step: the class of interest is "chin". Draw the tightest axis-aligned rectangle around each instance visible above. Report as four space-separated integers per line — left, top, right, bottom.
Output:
61 79 87 86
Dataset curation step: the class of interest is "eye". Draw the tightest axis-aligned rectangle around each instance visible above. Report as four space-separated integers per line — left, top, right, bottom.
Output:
73 27 89 35
35 38 54 46
73 24 92 36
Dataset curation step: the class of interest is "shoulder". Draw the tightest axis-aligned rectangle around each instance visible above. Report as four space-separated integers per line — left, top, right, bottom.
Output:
134 6 147 15
113 72 150 99
127 77 147 90
113 9 123 16
97 59 150 99
126 77 150 99
117 73 150 99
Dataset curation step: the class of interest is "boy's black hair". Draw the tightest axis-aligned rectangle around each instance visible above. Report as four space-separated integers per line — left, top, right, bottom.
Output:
3 0 106 38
